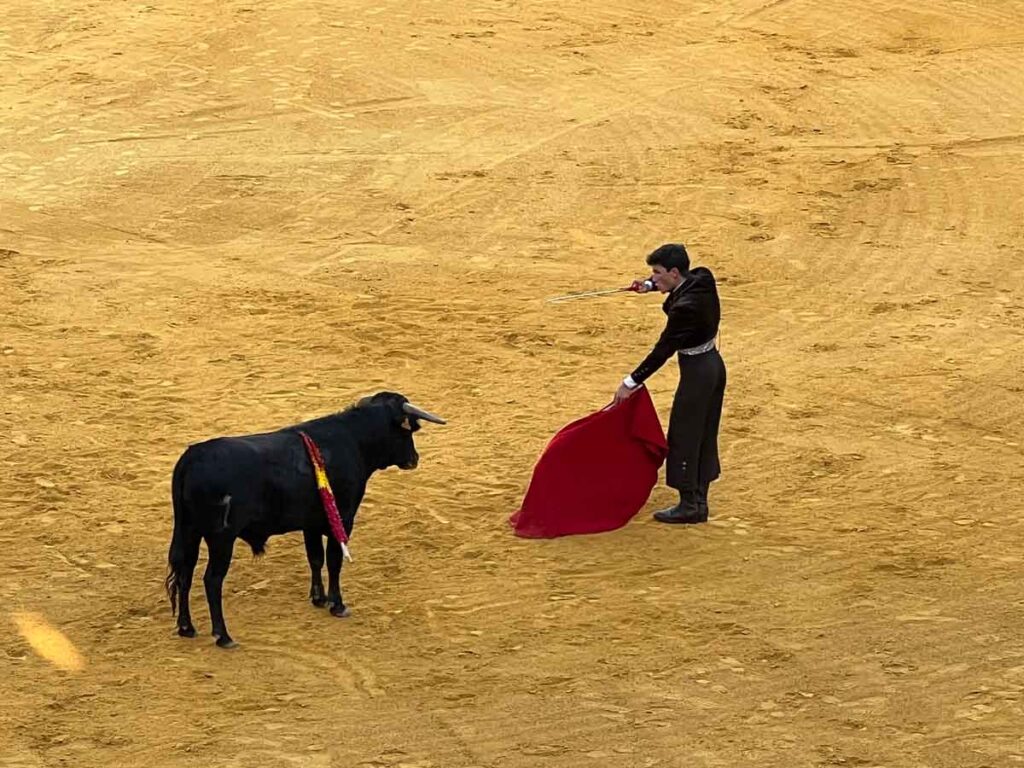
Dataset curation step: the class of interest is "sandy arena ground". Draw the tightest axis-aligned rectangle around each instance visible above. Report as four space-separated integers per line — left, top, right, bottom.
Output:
2 1 1024 766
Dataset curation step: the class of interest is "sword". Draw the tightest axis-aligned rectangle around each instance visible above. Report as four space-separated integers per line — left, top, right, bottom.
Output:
546 286 632 303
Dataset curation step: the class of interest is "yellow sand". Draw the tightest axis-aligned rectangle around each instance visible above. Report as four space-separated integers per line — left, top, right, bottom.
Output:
2 1 1023 765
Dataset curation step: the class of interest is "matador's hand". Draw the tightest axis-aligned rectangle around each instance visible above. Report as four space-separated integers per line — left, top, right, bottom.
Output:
613 382 638 405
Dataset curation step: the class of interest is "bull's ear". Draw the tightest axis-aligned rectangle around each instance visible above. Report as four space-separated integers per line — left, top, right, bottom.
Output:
400 416 413 431
356 395 375 408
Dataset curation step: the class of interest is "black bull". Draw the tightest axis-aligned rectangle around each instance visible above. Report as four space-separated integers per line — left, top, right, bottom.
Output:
165 392 445 648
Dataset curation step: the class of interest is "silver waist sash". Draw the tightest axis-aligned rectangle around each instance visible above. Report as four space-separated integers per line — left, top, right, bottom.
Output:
678 338 717 356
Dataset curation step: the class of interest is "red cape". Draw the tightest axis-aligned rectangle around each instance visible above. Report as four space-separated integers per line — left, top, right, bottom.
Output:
510 387 668 538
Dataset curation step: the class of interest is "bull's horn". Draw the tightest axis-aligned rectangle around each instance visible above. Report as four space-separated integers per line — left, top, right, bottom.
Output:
403 402 447 425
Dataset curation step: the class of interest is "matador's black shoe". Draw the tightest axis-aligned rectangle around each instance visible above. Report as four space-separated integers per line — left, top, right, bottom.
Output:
653 492 708 525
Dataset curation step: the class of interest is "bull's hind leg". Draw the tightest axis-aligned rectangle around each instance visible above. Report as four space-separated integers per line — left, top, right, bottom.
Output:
176 531 202 638
325 537 350 618
303 529 327 607
203 534 238 648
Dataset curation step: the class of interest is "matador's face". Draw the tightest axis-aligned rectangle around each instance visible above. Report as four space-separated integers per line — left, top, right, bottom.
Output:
649 265 683 294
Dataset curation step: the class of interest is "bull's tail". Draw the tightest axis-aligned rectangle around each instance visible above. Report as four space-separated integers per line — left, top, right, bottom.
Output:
165 450 193 616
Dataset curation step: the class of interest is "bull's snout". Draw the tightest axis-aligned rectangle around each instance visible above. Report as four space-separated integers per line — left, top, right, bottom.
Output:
400 453 419 470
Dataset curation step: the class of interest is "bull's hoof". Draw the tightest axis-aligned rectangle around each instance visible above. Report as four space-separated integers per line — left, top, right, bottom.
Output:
215 636 239 649
329 603 351 618
178 624 197 638
310 585 327 607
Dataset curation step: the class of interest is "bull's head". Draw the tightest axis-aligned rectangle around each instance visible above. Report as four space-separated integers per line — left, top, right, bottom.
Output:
355 392 446 470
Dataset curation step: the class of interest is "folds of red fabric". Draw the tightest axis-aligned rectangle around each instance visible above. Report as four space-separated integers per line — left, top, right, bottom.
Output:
510 387 668 538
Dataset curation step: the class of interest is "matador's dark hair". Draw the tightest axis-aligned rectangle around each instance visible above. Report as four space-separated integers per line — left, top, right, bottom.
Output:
645 243 690 273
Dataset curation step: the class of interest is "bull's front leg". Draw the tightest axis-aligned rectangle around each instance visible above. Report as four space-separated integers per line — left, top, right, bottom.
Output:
303 529 327 607
325 537 350 618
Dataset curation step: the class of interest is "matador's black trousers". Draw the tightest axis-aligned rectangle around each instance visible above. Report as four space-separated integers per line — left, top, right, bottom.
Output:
665 349 727 491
